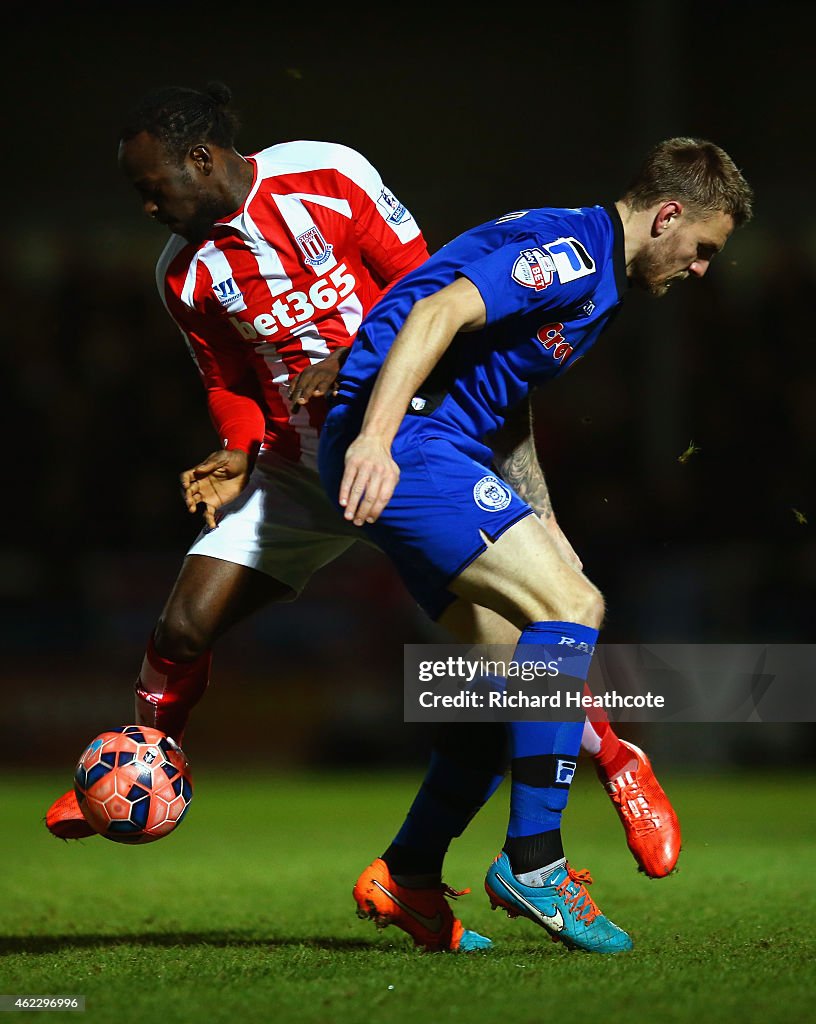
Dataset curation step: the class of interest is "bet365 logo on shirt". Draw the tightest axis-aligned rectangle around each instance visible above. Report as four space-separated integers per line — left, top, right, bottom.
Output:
229 263 356 339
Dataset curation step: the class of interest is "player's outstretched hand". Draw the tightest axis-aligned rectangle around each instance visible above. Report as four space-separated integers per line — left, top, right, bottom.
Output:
340 435 399 526
290 349 347 406
180 449 250 529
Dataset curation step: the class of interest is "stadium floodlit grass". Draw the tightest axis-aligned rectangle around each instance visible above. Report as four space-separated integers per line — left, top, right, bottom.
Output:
2 767 814 1024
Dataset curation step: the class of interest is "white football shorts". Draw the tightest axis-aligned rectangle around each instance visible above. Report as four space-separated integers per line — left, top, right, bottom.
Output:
187 449 367 594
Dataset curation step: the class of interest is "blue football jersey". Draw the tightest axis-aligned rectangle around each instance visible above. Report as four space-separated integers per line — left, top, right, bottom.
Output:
336 203 627 445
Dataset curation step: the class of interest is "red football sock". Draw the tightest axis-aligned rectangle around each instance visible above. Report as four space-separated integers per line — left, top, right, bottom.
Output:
134 634 211 745
582 683 637 777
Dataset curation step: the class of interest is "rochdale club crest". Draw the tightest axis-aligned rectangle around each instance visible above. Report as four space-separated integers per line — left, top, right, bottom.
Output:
473 475 512 512
296 226 334 267
511 248 555 291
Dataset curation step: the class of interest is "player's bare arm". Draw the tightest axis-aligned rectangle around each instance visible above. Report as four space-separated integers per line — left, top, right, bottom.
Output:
180 449 251 530
489 396 583 572
340 277 487 525
290 347 350 406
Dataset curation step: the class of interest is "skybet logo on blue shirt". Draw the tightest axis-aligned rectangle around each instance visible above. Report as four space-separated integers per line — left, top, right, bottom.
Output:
512 238 597 292
512 248 555 291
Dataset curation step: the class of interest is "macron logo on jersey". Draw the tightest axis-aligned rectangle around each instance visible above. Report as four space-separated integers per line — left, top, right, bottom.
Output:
512 248 555 291
212 277 244 309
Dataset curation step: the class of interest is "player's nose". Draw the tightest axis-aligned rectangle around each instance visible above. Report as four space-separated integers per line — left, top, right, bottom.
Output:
143 198 159 219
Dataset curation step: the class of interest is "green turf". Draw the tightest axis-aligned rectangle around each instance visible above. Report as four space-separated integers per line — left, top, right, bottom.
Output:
1 768 814 1023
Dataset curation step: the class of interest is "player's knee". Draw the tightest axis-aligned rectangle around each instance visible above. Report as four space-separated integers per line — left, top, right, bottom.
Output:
153 608 213 662
571 581 605 630
549 579 605 630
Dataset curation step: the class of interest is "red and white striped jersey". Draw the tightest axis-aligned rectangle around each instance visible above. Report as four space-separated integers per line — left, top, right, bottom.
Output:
156 140 429 466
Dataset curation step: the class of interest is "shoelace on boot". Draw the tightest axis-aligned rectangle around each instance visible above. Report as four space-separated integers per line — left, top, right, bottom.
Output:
555 865 601 925
441 884 471 900
610 777 660 836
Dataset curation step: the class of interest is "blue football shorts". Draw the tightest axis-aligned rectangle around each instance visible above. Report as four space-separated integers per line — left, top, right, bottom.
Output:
319 404 534 620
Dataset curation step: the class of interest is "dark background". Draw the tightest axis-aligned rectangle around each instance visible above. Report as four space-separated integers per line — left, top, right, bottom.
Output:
3 1 814 772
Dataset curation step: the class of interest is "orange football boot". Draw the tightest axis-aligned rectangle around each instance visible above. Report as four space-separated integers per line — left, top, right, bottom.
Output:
45 789 97 840
353 858 492 952
598 740 681 877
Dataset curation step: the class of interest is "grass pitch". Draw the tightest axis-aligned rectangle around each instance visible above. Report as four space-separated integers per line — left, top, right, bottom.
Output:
1 766 814 1023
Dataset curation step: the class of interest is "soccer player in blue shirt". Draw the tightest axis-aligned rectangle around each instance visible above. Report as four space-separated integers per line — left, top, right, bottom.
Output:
319 137 753 954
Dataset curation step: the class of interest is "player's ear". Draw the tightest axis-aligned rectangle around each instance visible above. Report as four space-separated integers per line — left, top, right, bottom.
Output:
652 200 683 236
189 144 214 176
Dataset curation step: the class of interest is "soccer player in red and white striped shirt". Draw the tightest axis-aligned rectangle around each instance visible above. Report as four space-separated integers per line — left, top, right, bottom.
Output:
45 82 680 952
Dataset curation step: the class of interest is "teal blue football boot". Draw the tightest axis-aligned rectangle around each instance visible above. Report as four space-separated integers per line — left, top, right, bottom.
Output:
485 852 633 954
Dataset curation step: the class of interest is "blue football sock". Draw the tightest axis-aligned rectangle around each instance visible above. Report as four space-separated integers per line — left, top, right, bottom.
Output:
505 621 599 873
383 723 508 876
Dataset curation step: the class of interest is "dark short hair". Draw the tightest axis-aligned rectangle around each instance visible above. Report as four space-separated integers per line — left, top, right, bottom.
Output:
120 81 241 161
621 137 754 227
